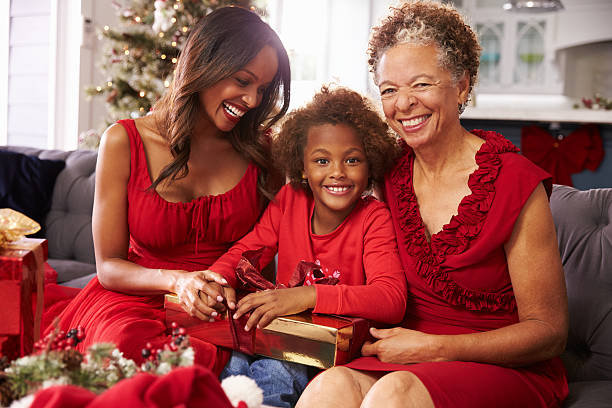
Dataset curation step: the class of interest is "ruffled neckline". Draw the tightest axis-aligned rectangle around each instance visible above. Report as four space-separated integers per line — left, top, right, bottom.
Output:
390 129 519 312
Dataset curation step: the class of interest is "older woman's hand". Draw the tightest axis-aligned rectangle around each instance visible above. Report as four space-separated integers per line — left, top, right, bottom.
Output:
361 327 444 364
173 270 236 321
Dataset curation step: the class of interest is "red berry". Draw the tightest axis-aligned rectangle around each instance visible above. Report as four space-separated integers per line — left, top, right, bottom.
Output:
178 328 186 335
66 338 75 345
171 322 178 329
146 342 153 349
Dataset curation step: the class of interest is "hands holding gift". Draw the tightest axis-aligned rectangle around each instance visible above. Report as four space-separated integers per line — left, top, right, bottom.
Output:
233 285 316 331
173 270 236 322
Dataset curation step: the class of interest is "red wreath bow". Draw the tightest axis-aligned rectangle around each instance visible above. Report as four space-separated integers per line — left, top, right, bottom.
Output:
521 124 604 186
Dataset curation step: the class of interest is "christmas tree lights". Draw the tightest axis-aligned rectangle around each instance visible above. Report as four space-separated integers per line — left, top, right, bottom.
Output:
86 0 261 126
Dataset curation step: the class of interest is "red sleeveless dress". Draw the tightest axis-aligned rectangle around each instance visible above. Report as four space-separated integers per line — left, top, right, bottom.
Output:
44 119 262 374
346 130 568 407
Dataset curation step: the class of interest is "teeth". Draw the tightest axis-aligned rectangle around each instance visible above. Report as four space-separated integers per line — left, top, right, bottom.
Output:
401 116 427 127
223 103 246 118
327 186 350 193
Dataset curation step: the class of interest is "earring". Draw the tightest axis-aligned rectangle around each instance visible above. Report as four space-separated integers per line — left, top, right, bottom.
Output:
301 172 308 185
458 95 471 115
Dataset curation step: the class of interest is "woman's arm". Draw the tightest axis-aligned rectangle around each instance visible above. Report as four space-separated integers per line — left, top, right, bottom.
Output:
92 124 225 320
363 183 568 366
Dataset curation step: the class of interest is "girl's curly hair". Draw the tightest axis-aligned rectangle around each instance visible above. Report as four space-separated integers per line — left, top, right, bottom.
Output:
273 86 400 191
368 0 481 97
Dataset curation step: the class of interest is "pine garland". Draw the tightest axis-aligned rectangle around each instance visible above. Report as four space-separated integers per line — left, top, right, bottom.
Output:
0 325 193 407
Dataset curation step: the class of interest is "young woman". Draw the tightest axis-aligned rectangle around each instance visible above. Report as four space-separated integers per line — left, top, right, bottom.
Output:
44 6 291 375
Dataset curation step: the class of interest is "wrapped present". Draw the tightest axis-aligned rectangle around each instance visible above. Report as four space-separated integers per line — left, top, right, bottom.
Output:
0 209 48 358
165 293 370 369
165 248 369 368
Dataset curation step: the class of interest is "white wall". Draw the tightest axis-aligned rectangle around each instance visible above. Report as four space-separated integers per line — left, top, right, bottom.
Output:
6 0 51 148
79 0 119 136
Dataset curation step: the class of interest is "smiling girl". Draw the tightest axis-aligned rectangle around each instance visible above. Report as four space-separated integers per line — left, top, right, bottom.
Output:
207 86 407 407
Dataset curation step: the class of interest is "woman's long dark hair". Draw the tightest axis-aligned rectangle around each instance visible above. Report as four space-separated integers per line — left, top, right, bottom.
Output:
152 6 291 200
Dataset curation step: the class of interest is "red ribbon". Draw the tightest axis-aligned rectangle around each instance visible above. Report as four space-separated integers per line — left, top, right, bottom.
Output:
521 124 604 186
227 248 339 353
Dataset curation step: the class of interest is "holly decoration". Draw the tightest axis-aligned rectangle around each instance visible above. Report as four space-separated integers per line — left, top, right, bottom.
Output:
575 94 612 110
0 323 194 406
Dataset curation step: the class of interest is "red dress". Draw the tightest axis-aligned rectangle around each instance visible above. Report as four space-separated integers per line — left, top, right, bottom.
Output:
346 130 569 407
44 119 262 374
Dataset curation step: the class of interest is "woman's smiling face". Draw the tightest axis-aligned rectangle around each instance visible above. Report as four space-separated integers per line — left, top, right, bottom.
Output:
199 45 278 132
376 43 468 149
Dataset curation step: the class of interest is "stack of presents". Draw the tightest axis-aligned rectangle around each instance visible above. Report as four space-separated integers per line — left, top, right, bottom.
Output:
1 209 370 370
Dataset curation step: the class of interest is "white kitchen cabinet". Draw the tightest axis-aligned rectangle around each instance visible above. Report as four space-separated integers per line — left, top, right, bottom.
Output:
460 1 562 94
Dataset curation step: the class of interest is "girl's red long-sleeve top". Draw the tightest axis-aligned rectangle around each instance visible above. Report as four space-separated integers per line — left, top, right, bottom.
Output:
209 184 407 324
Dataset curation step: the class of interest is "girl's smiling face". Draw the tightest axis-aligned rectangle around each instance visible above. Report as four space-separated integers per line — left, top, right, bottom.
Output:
303 123 369 234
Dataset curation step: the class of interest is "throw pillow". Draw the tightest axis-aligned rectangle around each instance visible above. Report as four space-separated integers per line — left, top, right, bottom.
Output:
0 151 65 232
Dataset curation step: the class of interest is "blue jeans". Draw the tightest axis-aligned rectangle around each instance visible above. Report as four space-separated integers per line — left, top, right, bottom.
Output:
220 351 311 407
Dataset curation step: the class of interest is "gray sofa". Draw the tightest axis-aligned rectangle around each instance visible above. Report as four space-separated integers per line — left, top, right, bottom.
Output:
552 185 612 408
1 146 611 405
0 146 97 288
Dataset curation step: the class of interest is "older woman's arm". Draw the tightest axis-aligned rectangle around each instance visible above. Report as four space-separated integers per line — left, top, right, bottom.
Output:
362 183 568 367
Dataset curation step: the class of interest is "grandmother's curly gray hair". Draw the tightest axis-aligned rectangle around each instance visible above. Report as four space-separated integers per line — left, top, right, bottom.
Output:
368 0 481 99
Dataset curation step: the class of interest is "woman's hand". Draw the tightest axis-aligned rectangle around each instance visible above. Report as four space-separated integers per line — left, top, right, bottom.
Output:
233 286 316 331
361 327 443 364
173 270 234 321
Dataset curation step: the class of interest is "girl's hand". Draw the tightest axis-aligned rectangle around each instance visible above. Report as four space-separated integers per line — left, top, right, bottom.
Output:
233 286 316 331
361 327 444 364
173 270 230 321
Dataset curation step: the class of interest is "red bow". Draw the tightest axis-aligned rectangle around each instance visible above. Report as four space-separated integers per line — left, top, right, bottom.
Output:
226 248 339 353
235 248 339 291
521 124 603 186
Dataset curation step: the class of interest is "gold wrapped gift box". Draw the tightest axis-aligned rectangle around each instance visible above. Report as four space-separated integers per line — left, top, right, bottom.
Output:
164 293 371 369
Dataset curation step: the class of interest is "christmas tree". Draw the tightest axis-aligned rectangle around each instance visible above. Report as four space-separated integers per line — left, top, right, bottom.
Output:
86 0 261 126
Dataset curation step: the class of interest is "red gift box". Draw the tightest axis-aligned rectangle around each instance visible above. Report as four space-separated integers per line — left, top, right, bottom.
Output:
0 238 48 359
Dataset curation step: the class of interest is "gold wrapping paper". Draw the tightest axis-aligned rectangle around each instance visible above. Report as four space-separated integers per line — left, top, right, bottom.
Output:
0 209 41 248
165 293 370 369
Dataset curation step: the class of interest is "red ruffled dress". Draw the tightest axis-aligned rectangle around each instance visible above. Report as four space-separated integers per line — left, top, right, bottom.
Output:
43 119 262 374
346 130 568 407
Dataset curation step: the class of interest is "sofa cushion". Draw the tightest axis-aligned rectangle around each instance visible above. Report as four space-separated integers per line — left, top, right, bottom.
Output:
550 185 612 383
563 381 612 408
0 150 65 229
47 259 96 285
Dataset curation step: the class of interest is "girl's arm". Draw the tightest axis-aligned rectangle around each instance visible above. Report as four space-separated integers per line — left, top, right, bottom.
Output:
362 183 568 366
313 204 407 324
93 124 226 320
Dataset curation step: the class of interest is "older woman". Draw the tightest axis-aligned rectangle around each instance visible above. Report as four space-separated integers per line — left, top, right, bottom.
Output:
297 1 568 407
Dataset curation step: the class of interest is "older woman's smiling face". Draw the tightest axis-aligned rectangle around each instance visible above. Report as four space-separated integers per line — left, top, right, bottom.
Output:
376 43 468 150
